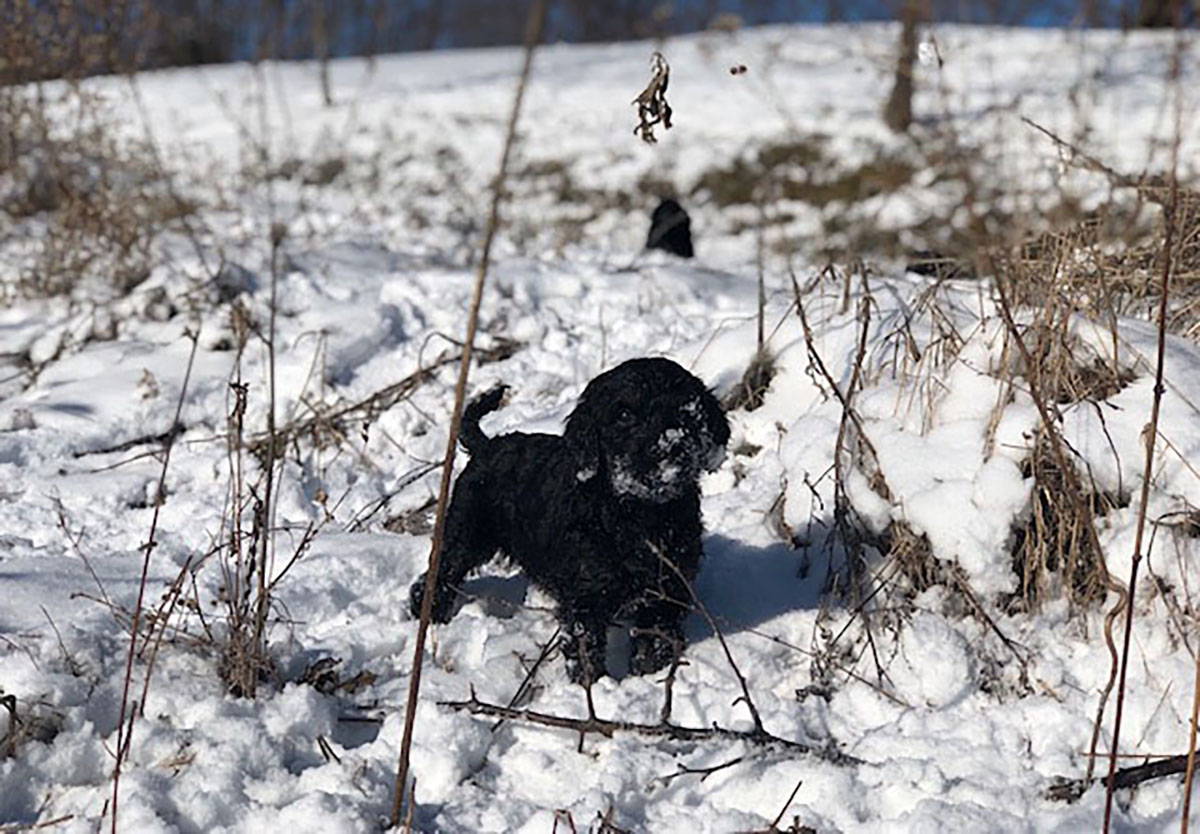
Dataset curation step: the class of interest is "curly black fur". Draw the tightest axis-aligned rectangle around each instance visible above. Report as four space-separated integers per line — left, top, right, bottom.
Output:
409 357 730 684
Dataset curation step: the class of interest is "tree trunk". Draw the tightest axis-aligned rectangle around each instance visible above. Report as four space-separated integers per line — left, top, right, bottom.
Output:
1135 0 1173 27
883 0 920 134
314 2 333 106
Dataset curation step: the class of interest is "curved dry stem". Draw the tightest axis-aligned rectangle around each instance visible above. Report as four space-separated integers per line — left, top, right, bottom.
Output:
389 1 548 826
1103 16 1184 830
110 326 201 833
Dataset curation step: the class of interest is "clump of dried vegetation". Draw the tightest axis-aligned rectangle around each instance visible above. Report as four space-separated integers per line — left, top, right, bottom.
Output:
0 7 203 303
0 84 174 299
778 100 1200 735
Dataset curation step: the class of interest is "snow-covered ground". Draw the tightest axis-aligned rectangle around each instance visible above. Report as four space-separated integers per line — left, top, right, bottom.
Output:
2 22 1200 832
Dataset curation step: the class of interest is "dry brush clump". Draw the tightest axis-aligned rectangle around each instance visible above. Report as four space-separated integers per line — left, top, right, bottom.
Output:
985 174 1200 618
0 73 199 305
993 239 1135 613
789 232 1142 691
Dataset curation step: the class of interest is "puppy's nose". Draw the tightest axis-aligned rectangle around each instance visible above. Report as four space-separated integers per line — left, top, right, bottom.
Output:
659 426 688 453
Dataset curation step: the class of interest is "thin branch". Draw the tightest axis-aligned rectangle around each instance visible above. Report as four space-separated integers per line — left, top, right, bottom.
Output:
1105 18 1182 830
438 693 861 767
1187 647 1200 831
251 222 284 701
1047 753 1195 803
491 628 560 732
789 269 882 464
769 777 805 830
0 814 76 832
248 339 519 455
653 755 747 787
71 423 185 458
111 325 201 834
654 545 764 734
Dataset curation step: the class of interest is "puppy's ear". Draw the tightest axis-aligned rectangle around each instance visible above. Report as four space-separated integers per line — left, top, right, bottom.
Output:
564 406 602 483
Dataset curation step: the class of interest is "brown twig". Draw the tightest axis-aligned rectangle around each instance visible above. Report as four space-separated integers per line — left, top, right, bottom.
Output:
769 777 805 830
654 546 763 734
1047 753 1195 803
0 814 76 832
789 269 882 464
490 628 560 732
390 1 548 826
1020 117 1138 191
71 423 185 458
438 692 861 766
1187 649 1200 832
1 694 17 759
250 221 285 701
110 325 200 834
653 755 747 786
1105 20 1182 832
248 339 519 455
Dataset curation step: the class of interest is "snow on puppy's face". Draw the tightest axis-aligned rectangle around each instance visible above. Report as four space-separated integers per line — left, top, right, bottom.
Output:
565 358 729 503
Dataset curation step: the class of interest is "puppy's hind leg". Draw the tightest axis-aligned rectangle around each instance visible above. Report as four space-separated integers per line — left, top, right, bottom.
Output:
408 471 497 622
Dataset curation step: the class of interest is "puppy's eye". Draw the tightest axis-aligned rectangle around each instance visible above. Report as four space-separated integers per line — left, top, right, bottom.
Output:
615 406 635 423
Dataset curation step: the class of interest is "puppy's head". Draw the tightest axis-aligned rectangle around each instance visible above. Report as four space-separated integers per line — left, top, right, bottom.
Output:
565 357 729 503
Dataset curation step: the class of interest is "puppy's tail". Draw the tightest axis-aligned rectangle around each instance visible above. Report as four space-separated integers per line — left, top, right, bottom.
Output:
459 384 509 455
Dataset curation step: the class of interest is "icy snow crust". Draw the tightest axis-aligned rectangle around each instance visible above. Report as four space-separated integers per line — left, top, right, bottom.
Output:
2 23 1200 832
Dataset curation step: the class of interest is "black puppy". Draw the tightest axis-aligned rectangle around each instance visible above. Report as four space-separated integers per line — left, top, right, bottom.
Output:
646 198 694 258
410 358 729 684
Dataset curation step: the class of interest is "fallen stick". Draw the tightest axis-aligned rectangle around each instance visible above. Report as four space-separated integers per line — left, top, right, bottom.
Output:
439 690 862 767
1046 754 1193 802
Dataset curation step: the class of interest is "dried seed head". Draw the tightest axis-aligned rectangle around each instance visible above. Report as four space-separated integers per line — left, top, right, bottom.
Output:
632 51 673 144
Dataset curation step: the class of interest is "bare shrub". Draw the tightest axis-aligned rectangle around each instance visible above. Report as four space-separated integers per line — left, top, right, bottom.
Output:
0 82 192 302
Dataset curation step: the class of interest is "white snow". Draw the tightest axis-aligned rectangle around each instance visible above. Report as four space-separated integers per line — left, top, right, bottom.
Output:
2 21 1200 833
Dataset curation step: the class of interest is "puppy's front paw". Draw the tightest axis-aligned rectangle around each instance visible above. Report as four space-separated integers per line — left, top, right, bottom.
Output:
408 575 454 623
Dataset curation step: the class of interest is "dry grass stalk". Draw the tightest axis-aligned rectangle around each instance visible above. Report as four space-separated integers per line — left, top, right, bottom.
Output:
1105 42 1183 834
391 1 548 826
886 522 941 594
1 84 165 300
110 327 201 834
248 223 286 701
